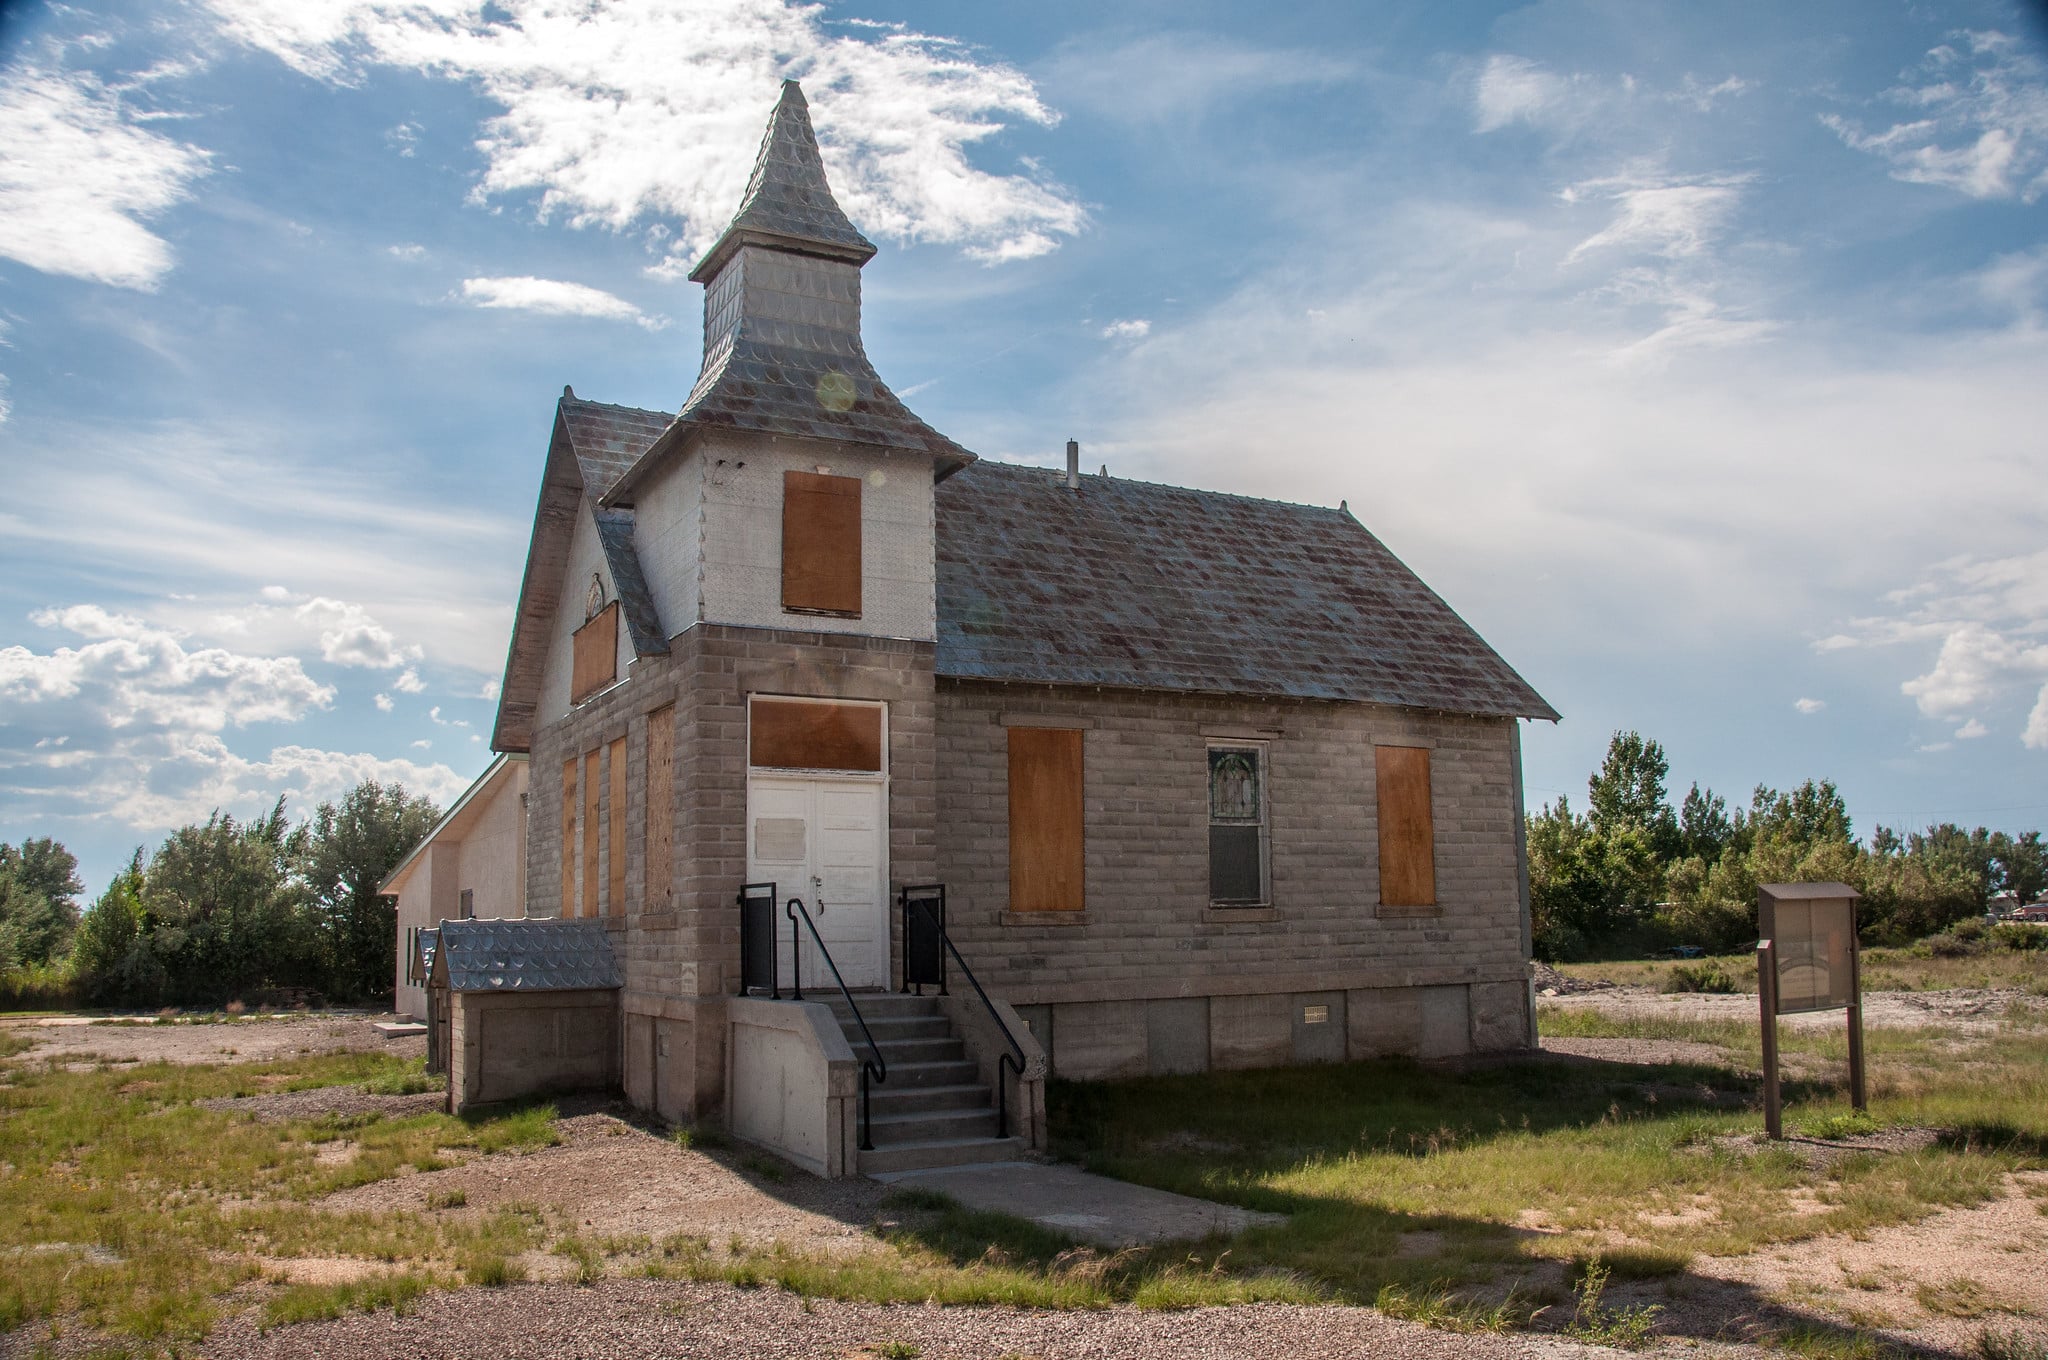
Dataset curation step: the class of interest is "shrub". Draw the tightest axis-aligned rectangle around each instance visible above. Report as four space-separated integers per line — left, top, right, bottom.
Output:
1987 922 2046 953
1662 962 1737 994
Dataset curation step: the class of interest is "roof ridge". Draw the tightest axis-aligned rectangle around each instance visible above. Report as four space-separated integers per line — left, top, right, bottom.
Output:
562 394 674 420
966 457 1352 518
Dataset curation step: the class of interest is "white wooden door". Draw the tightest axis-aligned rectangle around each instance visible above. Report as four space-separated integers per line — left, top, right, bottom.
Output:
746 776 888 990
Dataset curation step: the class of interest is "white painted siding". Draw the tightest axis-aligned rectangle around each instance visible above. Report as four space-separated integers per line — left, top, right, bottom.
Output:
697 432 936 641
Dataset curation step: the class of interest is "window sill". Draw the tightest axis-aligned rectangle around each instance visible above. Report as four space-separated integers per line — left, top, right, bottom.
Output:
1376 903 1442 919
1204 905 1277 924
782 607 862 620
1001 910 1089 927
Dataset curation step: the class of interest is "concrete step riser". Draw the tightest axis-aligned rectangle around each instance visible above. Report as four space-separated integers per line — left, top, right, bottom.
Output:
857 1136 1027 1176
881 1061 980 1089
868 1110 999 1146
857 1038 964 1066
868 1085 991 1116
823 996 939 1021
850 1018 952 1041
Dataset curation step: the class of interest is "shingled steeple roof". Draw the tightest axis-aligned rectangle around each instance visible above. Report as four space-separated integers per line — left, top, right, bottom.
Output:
689 80 876 283
604 79 972 505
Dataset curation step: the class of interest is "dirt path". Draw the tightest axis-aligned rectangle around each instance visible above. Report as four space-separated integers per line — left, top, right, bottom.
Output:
0 1012 422 1067
1539 984 2045 1033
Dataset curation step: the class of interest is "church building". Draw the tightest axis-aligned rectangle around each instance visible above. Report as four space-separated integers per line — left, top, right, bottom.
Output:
437 80 1556 1177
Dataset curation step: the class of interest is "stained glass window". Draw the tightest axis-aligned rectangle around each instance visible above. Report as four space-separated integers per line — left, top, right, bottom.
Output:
1208 745 1266 904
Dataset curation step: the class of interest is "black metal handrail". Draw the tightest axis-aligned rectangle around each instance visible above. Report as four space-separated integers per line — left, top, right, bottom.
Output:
900 885 1028 1140
785 896 888 1151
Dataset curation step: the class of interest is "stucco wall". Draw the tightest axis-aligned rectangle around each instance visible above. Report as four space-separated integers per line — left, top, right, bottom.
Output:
392 764 530 1020
537 502 634 728
695 431 936 642
633 451 703 639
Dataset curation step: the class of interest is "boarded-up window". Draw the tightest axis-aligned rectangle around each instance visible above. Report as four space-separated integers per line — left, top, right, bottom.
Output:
582 750 601 918
607 737 626 917
572 601 619 703
1375 746 1436 909
645 705 674 912
560 757 578 918
749 697 883 772
1009 727 1084 913
781 471 861 616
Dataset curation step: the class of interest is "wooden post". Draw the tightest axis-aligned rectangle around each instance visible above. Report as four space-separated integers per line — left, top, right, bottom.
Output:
1758 939 1782 1140
1846 904 1868 1113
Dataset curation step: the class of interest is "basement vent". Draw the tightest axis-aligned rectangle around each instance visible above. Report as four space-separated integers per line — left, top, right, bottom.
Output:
1302 1004 1329 1025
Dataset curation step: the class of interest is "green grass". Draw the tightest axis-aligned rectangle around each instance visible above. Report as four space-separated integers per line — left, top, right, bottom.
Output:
1557 944 2048 995
1039 1006 2048 1320
0 1045 556 1348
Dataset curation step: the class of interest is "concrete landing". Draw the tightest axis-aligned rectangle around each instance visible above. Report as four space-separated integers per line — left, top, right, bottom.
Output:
872 1161 1285 1247
374 1021 428 1037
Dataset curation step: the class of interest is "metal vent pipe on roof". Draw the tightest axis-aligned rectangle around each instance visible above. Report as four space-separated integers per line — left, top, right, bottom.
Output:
1065 438 1080 491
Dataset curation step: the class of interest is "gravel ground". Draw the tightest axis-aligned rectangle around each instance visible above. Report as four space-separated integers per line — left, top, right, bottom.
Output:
188 1279 1672 1360
1538 985 2046 1033
198 1086 446 1121
319 1106 886 1260
1 1012 422 1067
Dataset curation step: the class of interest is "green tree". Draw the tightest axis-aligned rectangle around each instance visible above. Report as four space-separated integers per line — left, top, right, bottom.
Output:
141 800 308 1002
1677 783 1732 863
1586 731 1680 860
294 782 440 1001
1990 830 2046 903
70 853 163 1005
0 837 84 966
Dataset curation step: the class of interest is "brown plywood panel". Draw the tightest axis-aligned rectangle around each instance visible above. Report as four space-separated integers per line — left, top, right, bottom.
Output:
582 750 601 919
781 471 861 615
749 698 883 772
1376 745 1436 907
1009 727 1084 913
571 601 619 704
645 705 674 912
607 737 627 917
560 758 578 919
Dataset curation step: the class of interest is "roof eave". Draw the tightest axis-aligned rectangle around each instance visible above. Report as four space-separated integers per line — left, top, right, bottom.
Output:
687 226 876 285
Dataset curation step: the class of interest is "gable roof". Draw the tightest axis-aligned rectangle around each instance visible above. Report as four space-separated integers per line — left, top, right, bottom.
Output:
437 918 622 993
491 393 671 752
934 461 1557 720
379 753 527 897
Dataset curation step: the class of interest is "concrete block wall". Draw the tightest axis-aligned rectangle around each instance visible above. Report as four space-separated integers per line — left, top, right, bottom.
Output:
525 620 938 1124
933 680 1534 1078
448 988 621 1113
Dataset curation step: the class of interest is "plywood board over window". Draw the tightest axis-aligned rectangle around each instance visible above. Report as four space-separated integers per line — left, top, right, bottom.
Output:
781 471 861 616
1375 745 1436 910
749 697 883 772
582 750 601 918
560 758 578 919
607 737 627 916
645 706 674 912
1009 727 1084 913
571 601 619 703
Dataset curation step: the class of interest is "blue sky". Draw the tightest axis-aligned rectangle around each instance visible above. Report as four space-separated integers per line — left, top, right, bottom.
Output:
3 0 2046 896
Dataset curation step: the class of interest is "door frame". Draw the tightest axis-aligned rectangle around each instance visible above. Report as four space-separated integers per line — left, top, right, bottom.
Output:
744 694 890 990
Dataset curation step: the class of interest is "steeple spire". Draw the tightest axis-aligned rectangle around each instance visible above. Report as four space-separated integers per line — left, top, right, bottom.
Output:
689 80 875 283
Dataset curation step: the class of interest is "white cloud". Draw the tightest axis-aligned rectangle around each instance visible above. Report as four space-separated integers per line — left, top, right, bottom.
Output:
1474 55 1585 134
1824 30 2048 201
0 606 468 831
203 592 420 670
428 704 469 729
1100 318 1150 342
1565 174 1750 263
2 605 333 733
1795 698 1827 714
199 0 1086 268
1955 718 1989 739
2026 686 2048 750
393 668 425 693
387 242 426 261
385 119 421 157
478 678 500 700
1047 32 1352 125
374 692 394 712
0 58 211 289
411 738 431 749
460 275 664 329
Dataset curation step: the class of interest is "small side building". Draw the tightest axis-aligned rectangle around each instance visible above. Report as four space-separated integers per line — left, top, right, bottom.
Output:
383 754 530 1020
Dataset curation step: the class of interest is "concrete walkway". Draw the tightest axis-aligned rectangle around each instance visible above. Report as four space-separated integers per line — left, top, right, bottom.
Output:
872 1160 1284 1247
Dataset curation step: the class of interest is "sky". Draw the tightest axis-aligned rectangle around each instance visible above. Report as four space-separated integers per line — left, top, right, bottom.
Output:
2 0 2046 897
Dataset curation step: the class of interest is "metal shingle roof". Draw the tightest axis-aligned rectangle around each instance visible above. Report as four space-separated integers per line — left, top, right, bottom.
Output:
689 80 875 282
437 918 622 993
934 461 1558 720
560 395 670 656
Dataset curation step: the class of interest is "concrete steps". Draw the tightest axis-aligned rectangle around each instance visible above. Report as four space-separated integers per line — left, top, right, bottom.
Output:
824 991 1025 1176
